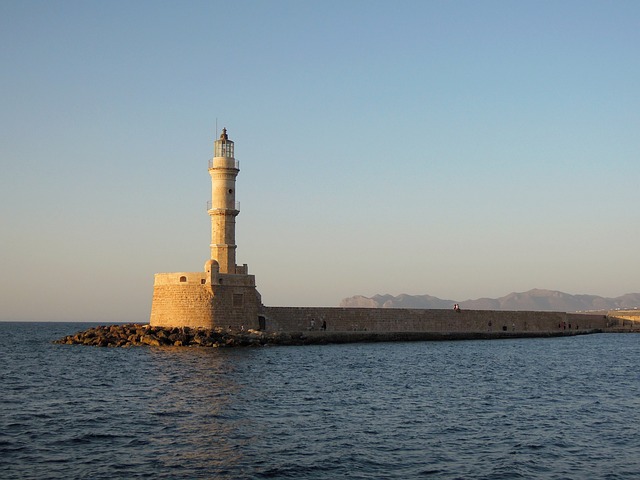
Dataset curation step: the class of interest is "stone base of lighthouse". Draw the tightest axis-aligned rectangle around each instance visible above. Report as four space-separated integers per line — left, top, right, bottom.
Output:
149 262 262 330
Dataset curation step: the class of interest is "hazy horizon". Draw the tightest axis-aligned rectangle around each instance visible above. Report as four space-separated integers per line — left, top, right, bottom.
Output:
2 1 639 322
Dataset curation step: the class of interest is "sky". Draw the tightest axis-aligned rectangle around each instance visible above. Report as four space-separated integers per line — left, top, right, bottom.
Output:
1 0 638 322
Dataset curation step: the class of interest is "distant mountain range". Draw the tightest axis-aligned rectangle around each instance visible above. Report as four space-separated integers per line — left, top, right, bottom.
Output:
339 289 640 312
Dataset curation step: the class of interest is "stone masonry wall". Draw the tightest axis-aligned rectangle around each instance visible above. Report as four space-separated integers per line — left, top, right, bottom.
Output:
149 272 261 330
210 285 261 330
262 307 610 333
150 283 215 329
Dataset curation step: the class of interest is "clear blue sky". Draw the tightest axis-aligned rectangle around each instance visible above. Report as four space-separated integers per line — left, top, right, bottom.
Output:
1 0 638 322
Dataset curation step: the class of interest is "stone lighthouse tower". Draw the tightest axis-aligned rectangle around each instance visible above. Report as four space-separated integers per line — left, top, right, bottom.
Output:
149 128 261 329
208 128 239 273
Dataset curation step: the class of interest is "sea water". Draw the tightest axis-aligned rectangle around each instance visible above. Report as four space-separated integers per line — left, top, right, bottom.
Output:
1 322 639 479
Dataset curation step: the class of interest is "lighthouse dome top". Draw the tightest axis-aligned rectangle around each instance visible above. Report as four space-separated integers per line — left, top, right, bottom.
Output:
214 127 234 158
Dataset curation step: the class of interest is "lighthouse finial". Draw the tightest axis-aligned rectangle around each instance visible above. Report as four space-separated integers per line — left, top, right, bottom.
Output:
220 128 228 140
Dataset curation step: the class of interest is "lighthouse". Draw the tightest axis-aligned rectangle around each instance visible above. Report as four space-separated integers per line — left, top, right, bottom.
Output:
208 128 239 273
149 128 261 329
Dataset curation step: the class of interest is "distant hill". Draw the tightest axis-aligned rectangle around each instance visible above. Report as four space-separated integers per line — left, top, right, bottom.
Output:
339 289 640 312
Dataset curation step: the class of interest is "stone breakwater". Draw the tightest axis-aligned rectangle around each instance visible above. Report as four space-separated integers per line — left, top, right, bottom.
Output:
54 324 308 348
53 323 605 348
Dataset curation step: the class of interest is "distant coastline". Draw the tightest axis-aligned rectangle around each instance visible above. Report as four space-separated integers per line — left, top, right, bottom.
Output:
341 289 640 312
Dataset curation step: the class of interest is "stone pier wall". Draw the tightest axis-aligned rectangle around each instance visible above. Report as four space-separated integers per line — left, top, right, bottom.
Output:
262 307 609 334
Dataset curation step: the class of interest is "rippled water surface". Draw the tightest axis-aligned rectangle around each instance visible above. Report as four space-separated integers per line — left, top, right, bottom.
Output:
1 322 640 479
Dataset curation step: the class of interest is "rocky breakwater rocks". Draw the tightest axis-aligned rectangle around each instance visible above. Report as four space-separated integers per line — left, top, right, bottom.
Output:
54 324 317 348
